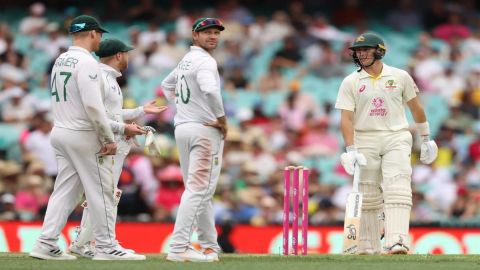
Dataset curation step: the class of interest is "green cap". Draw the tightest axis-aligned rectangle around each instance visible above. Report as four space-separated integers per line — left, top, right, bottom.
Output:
69 15 109 34
349 32 386 51
96 38 134 58
192 17 225 32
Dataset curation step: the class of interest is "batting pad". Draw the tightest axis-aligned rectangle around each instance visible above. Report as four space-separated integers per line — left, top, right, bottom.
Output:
359 181 383 254
382 174 412 250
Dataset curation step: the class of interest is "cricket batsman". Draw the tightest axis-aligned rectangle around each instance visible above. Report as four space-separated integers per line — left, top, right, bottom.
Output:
335 32 438 254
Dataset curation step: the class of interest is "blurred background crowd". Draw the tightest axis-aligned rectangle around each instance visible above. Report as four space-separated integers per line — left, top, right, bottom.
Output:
0 0 480 228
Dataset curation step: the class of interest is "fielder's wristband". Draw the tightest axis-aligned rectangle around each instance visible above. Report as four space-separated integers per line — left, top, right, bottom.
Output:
416 122 430 141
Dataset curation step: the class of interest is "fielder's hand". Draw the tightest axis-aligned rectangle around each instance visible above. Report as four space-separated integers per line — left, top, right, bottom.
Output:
204 116 227 139
340 146 367 175
420 138 438 164
125 123 147 137
100 142 117 155
143 100 168 115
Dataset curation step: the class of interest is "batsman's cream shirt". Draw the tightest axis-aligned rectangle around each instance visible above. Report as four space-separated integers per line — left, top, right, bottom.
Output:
99 63 144 138
51 46 114 144
335 64 418 131
161 46 225 126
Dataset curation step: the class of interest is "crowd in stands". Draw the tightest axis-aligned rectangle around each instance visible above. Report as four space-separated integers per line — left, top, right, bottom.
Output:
1 0 480 227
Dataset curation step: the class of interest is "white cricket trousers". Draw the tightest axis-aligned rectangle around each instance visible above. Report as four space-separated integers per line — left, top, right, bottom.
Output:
37 127 117 249
75 139 129 245
169 123 224 253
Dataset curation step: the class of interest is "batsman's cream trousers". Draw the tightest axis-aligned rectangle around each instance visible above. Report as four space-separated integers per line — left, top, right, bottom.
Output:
355 129 413 249
37 127 117 249
170 122 224 253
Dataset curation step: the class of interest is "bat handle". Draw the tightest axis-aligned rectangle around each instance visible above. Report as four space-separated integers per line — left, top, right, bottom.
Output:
352 163 360 193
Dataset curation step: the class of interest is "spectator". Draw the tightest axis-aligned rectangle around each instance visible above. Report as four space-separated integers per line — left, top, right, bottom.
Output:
23 113 57 178
14 175 48 221
154 165 183 221
19 2 47 35
0 193 19 220
386 0 422 31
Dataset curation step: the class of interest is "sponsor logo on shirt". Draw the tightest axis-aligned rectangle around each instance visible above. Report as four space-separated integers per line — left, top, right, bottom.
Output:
89 74 98 80
358 85 366 93
385 79 397 90
369 97 387 116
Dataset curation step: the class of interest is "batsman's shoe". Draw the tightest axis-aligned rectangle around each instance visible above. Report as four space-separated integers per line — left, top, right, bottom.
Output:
203 248 219 262
69 242 95 258
29 244 77 260
358 248 375 255
93 248 146 260
385 243 409 255
166 247 209 262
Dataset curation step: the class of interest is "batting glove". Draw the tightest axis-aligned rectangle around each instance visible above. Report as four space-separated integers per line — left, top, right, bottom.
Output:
416 122 438 164
420 138 438 164
340 146 367 175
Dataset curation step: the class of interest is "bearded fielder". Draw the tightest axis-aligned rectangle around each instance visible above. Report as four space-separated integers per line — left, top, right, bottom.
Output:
162 18 227 262
335 32 438 255
69 38 167 260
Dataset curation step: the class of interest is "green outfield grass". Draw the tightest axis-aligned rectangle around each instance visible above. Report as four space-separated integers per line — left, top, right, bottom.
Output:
0 253 479 270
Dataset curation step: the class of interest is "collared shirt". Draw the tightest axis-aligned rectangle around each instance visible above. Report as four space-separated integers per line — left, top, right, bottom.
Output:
51 46 114 144
335 64 418 131
99 63 144 139
161 46 225 126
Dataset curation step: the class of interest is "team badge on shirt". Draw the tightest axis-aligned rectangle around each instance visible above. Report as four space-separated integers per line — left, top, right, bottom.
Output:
385 79 397 90
369 97 387 116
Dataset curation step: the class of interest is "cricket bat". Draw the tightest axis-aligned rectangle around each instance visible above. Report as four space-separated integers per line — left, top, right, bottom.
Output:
342 163 362 254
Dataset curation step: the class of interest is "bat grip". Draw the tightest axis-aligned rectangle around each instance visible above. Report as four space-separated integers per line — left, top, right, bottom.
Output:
352 163 360 193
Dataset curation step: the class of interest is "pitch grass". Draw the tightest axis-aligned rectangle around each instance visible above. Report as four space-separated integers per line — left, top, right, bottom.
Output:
1 253 479 270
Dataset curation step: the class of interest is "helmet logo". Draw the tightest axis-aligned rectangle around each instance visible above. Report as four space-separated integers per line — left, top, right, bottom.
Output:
356 35 365 42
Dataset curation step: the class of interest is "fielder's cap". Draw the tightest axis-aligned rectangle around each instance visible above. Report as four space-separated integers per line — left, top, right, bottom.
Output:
192 17 225 32
69 15 108 34
96 38 134 58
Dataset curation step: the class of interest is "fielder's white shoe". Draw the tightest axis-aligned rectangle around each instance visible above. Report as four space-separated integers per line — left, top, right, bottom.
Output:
166 247 209 262
93 247 146 260
114 240 135 253
29 244 77 260
69 242 95 258
203 248 219 262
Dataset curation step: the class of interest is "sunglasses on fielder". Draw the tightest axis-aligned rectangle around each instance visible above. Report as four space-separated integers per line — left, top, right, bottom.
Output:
193 18 224 32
